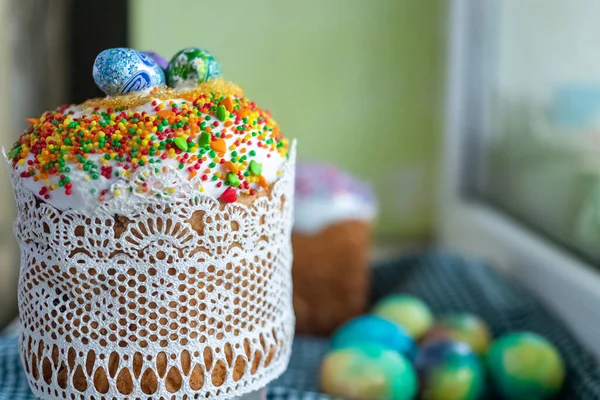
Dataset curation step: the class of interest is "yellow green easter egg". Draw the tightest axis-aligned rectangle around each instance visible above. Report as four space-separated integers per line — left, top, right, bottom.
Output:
372 294 434 339
321 342 418 400
487 332 565 400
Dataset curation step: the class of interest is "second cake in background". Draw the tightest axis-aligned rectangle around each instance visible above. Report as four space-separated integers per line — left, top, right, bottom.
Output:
293 163 377 335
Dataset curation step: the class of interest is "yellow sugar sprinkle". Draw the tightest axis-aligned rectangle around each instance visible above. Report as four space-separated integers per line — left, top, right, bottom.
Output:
114 189 122 197
199 186 205 193
82 78 242 111
168 188 175 194
17 159 25 166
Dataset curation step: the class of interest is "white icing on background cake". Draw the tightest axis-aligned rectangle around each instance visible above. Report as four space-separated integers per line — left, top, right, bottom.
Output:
293 162 377 233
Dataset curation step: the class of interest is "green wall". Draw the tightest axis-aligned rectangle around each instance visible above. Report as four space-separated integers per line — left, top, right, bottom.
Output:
130 0 445 238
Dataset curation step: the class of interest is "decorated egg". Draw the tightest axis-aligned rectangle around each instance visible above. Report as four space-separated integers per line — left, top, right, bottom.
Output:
422 314 492 355
371 294 434 340
167 47 222 89
416 340 485 400
487 332 565 400
143 51 168 69
321 342 418 400
93 48 166 96
331 315 417 360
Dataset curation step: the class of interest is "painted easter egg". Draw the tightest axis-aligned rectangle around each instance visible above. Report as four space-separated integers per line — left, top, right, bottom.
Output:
93 48 166 96
331 315 417 361
416 340 485 400
371 294 434 340
144 51 168 69
422 314 492 355
167 47 222 89
321 342 418 400
487 332 565 400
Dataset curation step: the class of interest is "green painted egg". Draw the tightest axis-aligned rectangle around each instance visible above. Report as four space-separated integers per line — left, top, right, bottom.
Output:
416 340 485 400
372 294 434 339
487 332 565 400
422 314 492 355
167 47 222 89
321 342 418 400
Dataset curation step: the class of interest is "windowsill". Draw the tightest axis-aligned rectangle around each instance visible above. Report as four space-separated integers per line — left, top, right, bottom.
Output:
440 198 600 361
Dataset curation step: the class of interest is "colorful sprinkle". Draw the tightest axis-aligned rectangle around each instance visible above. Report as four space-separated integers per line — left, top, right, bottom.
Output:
220 186 237 203
174 137 189 152
227 173 241 187
199 132 210 147
8 79 288 203
258 175 269 189
210 139 226 153
224 161 238 174
221 97 234 112
217 105 228 121
249 160 262 176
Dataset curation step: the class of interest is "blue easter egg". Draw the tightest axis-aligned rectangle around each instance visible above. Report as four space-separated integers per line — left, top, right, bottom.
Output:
487 332 565 400
331 315 417 361
321 343 418 400
416 340 485 400
93 48 166 96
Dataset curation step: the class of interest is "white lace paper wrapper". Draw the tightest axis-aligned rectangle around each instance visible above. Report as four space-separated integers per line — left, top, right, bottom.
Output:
7 143 296 400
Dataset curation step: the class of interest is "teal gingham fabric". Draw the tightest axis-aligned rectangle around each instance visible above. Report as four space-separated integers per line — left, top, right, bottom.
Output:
0 336 32 399
0 331 332 400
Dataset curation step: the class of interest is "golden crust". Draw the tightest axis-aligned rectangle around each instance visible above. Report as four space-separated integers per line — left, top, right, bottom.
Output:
81 79 244 111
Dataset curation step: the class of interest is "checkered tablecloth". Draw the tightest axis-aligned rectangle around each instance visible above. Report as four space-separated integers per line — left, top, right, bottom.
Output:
2 251 600 399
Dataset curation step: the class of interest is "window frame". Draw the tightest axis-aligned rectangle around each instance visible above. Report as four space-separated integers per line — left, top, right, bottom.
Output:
439 0 600 360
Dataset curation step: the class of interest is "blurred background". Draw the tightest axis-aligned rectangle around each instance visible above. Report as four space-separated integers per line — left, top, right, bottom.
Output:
2 0 600 357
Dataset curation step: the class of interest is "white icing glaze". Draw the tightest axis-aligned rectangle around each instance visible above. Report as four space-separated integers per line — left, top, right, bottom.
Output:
12 96 286 212
293 162 377 233
293 194 377 234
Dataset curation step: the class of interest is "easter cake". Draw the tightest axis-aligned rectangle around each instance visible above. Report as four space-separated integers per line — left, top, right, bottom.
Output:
292 163 377 335
6 47 295 399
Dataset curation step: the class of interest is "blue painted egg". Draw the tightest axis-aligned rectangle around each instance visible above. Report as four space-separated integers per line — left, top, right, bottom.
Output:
371 294 434 340
416 340 485 400
93 48 166 96
487 332 565 400
321 342 418 400
331 315 417 361
167 47 222 89
143 51 168 69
